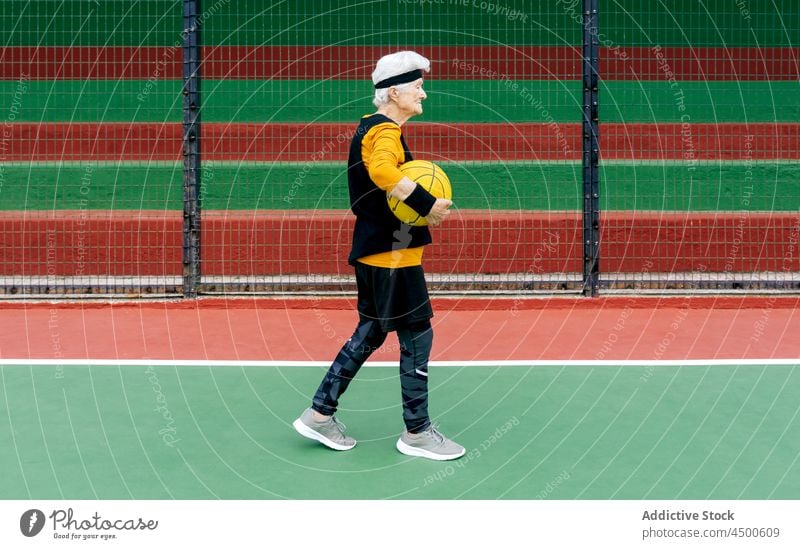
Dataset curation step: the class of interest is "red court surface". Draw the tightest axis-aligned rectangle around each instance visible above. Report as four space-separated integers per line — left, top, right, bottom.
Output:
1 296 798 362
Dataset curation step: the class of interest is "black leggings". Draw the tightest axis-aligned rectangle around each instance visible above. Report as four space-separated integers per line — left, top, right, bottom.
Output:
311 318 433 433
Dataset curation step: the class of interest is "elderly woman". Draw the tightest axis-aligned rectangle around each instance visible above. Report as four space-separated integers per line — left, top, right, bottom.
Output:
293 51 464 461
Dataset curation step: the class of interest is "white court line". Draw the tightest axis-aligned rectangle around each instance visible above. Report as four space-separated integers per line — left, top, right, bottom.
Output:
0 359 797 368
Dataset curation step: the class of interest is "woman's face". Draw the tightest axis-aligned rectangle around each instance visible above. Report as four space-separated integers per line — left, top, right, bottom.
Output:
393 78 427 117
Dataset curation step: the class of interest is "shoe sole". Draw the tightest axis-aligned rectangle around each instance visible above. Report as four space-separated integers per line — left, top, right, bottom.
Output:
396 438 466 461
292 418 356 451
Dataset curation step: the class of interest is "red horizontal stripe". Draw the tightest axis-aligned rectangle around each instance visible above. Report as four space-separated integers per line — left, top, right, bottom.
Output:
600 123 800 160
5 123 799 161
1 46 797 80
603 46 800 81
0 46 181 80
2 211 796 276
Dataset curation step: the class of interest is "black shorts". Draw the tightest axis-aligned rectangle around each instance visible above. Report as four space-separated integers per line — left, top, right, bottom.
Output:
354 262 433 332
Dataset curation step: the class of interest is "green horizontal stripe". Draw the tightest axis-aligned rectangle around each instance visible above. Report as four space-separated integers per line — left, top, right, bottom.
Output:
4 0 182 47
0 80 183 123
602 81 800 123
2 81 798 123
5 0 793 46
3 162 798 211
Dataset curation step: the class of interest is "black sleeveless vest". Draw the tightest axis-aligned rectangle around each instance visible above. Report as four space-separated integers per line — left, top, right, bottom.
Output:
347 114 432 265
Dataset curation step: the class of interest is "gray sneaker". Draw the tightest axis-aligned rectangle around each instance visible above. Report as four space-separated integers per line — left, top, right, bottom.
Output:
293 408 356 451
396 423 465 461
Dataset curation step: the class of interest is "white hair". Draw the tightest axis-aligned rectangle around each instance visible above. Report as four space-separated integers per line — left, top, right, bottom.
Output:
371 51 431 108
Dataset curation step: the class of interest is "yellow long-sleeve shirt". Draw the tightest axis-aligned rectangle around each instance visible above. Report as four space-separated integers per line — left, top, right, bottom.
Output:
356 121 424 268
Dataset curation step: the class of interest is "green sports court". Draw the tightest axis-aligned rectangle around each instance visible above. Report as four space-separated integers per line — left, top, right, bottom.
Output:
0 361 797 499
1 297 799 500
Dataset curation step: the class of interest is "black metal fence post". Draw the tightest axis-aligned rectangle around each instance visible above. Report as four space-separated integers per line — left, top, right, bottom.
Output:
582 0 600 296
182 0 202 297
